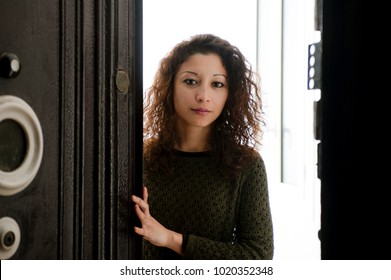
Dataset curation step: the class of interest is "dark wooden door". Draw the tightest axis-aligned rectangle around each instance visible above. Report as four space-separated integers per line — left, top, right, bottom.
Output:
320 0 390 259
0 0 143 259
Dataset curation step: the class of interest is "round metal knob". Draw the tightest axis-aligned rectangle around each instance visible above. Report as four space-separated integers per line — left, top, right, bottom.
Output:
0 217 21 259
0 52 21 78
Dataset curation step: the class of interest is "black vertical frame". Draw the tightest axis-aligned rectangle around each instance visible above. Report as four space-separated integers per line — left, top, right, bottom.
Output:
320 0 390 259
133 0 144 260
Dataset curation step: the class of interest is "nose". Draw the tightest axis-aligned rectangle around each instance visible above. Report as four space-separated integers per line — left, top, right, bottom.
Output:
195 86 210 103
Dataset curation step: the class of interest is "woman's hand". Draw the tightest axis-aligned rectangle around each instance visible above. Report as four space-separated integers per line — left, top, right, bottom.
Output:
132 186 183 255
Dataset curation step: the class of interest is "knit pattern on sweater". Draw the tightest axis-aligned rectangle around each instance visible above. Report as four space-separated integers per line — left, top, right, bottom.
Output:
142 150 274 259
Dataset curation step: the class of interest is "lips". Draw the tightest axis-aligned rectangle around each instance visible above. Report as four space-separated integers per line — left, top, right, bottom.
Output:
191 108 211 115
192 108 211 112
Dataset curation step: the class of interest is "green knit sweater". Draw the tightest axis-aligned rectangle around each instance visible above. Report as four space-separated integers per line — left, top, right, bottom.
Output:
142 150 274 259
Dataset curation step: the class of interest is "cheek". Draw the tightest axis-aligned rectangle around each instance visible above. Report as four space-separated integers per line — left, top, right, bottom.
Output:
173 94 180 112
173 90 188 113
217 93 229 109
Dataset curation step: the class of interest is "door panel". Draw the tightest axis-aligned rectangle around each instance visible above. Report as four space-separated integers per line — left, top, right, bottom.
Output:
0 0 142 260
0 0 60 259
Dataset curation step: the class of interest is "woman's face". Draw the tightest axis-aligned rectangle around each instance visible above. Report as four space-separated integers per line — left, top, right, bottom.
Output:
173 53 228 131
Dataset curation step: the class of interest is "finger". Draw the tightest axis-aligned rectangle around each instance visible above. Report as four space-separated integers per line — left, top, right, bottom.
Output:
132 194 145 206
132 195 150 215
134 226 144 236
143 186 148 203
131 194 140 203
134 203 146 220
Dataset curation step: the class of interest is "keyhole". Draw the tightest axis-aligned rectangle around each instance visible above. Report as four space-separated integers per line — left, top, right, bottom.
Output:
3 231 15 247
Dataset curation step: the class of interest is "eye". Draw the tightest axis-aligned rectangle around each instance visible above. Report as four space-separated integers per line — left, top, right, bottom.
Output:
184 78 198 86
212 81 225 88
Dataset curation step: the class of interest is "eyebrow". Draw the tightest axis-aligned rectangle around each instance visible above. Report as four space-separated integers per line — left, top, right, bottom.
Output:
180 71 227 79
213 74 228 79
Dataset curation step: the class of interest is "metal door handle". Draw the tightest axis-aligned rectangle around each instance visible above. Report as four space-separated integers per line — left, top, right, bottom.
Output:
0 53 21 78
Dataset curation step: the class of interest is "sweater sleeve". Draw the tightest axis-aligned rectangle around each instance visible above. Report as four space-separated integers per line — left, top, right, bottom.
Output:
183 156 274 259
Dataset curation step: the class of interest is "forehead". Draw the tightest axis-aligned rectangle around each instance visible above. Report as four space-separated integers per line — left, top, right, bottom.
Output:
178 53 227 75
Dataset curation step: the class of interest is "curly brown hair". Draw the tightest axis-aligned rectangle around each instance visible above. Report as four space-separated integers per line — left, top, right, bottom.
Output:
144 34 264 179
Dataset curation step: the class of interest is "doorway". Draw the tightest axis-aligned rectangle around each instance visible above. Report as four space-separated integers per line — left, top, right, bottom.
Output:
143 0 320 259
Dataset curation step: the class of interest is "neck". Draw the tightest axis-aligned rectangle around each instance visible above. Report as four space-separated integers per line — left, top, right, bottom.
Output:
174 125 211 152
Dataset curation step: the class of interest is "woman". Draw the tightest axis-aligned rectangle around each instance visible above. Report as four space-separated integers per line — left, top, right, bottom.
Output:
132 34 273 259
